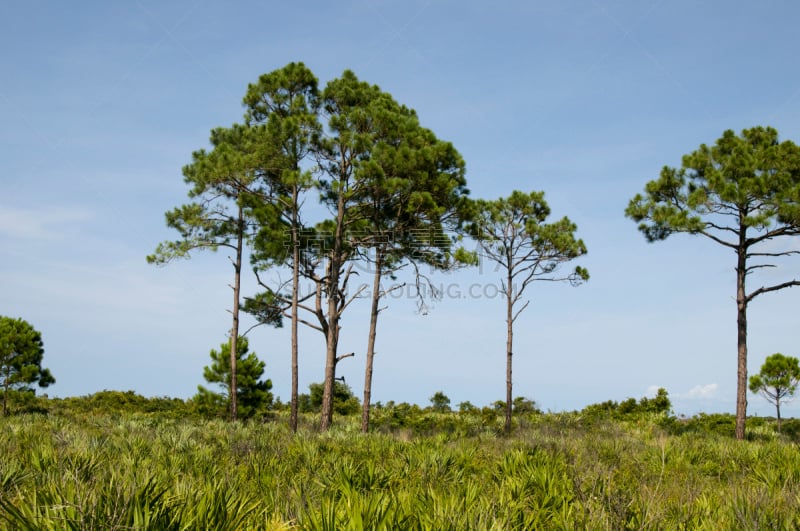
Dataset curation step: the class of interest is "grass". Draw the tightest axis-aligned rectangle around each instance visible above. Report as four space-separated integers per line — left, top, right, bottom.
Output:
1 410 799 529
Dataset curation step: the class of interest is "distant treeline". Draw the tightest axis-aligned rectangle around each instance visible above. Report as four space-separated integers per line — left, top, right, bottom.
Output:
6 388 799 441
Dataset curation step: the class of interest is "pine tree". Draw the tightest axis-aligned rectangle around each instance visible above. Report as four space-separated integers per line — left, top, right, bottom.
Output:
194 337 273 420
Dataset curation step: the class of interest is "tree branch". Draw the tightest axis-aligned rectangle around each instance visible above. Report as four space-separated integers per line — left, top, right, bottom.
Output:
747 251 800 259
698 229 738 250
747 280 800 304
511 300 530 323
336 352 355 363
746 225 800 247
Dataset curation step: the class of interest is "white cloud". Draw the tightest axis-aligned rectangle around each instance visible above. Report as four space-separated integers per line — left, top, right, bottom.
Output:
0 205 92 239
680 383 719 400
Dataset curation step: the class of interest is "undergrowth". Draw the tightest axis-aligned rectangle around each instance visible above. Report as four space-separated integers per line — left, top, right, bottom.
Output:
2 408 799 529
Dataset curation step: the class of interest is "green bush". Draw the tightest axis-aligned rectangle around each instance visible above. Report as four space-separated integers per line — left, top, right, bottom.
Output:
3 409 800 528
582 388 671 420
667 413 736 437
44 390 193 418
2 389 49 415
779 418 800 440
299 381 360 416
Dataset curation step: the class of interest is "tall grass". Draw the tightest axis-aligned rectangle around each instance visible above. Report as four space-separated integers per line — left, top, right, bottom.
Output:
1 411 799 529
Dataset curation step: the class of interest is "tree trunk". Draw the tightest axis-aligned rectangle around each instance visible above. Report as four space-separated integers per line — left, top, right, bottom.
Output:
776 400 782 433
362 249 383 433
321 210 345 430
229 205 244 422
320 310 339 430
734 245 748 440
2 376 8 417
290 187 300 432
505 272 514 434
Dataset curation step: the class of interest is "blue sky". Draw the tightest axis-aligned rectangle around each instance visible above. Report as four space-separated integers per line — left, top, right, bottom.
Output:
2 1 800 417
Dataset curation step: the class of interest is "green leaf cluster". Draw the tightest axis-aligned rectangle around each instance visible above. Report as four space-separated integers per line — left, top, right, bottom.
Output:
749 353 800 409
311 69 470 270
147 124 264 265
429 391 451 412
193 337 272 420
626 126 800 242
299 381 360 416
581 388 671 419
0 316 54 415
469 190 589 286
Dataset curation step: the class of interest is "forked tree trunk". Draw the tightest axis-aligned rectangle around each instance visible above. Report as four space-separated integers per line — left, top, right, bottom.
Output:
229 205 244 422
362 249 383 433
320 180 348 431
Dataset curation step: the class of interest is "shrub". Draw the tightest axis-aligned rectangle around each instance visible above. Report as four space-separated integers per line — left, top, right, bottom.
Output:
582 388 671 420
299 381 360 416
429 391 451 412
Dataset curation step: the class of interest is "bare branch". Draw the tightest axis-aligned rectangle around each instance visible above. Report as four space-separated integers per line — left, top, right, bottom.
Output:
747 279 800 304
697 229 738 250
341 283 368 313
296 317 324 333
745 264 777 274
747 225 800 247
382 282 406 298
703 221 740 235
747 250 800 259
336 352 355 363
511 300 530 323
252 268 327 333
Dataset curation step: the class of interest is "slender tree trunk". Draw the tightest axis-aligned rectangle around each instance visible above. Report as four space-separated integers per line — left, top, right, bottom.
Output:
290 187 300 432
776 401 782 433
229 205 244 422
735 244 748 440
505 272 514 434
2 376 8 417
362 249 383 433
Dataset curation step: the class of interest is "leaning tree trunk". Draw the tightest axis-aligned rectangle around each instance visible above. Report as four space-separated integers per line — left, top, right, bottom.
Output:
361 249 383 433
229 205 244 422
734 243 748 440
505 270 514 435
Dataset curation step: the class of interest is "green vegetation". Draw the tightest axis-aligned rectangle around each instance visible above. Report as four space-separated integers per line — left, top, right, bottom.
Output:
626 126 800 439
429 391 451 412
10 57 800 526
298 381 360 417
581 387 671 418
193 337 274 420
147 122 267 421
0 316 54 417
145 59 800 442
467 190 588 433
749 353 800 432
149 62 476 432
1 397 800 529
